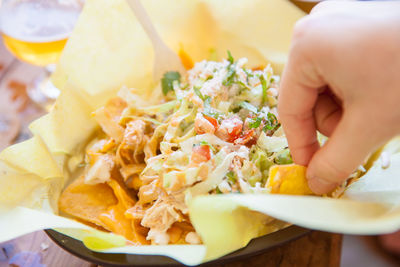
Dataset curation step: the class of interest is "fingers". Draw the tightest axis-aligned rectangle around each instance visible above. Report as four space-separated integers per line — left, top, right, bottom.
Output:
278 19 326 166
307 109 381 195
278 64 318 165
314 92 342 137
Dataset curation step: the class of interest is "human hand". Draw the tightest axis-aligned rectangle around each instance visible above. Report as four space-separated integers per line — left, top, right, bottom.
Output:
278 1 400 194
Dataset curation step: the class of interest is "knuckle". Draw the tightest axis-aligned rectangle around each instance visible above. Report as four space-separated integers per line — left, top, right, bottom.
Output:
291 16 322 58
279 110 313 121
291 139 319 153
292 17 314 41
311 156 350 183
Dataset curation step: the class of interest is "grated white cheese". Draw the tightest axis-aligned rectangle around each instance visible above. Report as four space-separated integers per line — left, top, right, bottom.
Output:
268 87 278 97
235 57 248 69
185 232 201 244
238 177 251 193
218 180 232 193
218 101 231 113
221 117 242 134
147 229 170 245
236 145 250 160
251 182 268 194
380 152 391 169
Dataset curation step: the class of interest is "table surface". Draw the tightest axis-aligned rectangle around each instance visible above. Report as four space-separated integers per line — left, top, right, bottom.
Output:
0 35 345 267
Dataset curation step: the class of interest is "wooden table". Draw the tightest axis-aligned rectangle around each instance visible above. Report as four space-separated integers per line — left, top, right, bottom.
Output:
0 34 342 267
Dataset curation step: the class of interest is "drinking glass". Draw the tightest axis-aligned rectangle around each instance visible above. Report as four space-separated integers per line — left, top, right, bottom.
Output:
0 0 83 109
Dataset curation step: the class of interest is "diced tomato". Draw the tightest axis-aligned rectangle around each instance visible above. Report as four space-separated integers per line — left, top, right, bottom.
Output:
195 113 217 134
191 145 211 163
234 129 256 146
215 117 243 142
203 115 219 129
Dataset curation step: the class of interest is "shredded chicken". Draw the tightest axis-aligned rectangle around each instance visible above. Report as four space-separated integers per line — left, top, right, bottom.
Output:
141 199 181 239
138 180 163 204
85 154 115 185
117 120 147 165
92 98 127 142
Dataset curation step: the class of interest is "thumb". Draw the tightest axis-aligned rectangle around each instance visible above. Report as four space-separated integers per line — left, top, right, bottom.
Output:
307 110 382 195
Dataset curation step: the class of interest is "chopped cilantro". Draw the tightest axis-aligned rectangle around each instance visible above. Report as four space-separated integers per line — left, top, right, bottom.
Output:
222 51 237 86
161 71 181 95
243 68 254 78
249 117 262 128
223 65 236 86
227 50 234 64
222 51 236 85
194 86 206 101
205 75 214 81
194 86 221 118
237 80 250 90
263 112 279 131
226 171 237 183
202 97 222 119
268 112 278 124
216 187 223 194
181 84 190 90
260 74 268 105
275 149 293 165
204 95 212 105
239 101 258 113
194 86 218 118
243 68 253 84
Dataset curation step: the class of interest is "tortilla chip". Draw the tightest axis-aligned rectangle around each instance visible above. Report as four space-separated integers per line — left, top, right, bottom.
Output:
131 219 151 245
98 204 137 243
59 176 117 229
267 164 313 195
99 179 142 243
107 179 136 210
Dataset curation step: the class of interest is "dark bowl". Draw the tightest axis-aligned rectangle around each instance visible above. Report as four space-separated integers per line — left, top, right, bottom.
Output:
45 225 310 267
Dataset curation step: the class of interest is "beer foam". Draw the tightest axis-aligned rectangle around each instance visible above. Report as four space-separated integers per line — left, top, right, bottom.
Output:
0 1 80 43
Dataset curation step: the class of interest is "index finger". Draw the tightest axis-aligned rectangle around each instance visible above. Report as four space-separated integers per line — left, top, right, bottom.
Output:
278 33 325 165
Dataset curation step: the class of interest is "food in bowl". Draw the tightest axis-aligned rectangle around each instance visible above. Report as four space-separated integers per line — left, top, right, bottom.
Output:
59 52 311 246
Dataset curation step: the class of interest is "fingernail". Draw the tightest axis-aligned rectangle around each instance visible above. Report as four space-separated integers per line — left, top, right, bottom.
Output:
307 175 337 195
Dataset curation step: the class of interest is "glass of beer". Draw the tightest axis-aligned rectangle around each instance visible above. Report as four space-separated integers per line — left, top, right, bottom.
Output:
0 0 83 108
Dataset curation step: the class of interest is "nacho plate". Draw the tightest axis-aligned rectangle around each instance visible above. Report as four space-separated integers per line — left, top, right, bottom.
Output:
2 1 400 266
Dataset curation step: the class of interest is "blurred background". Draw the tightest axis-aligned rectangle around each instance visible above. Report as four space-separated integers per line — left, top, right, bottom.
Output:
0 0 399 266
